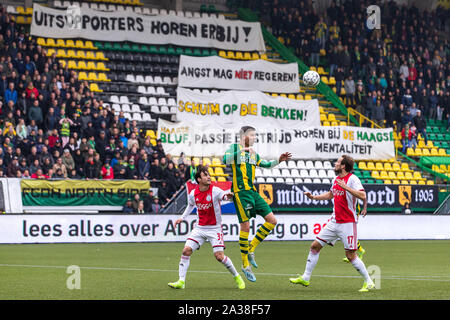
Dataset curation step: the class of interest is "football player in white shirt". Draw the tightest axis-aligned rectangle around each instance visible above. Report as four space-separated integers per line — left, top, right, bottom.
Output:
168 166 246 290
289 155 375 292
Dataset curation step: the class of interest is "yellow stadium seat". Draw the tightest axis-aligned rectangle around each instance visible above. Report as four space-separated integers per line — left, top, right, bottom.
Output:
328 77 336 85
150 139 157 146
426 180 434 185
426 141 434 148
380 171 389 180
401 163 410 172
280 94 287 98
67 60 78 69
371 171 380 179
397 172 406 180
25 7 33 15
413 148 422 156
367 162 376 171
45 38 56 47
375 163 384 171
202 158 211 166
75 40 86 49
331 121 339 126
322 121 330 126
88 72 98 81
192 157 200 166
95 51 108 61
89 83 102 92
405 172 414 180
85 51 96 60
340 121 347 126
438 149 447 156
46 48 56 57
84 41 96 49
418 180 425 185
392 180 400 185
409 180 417 185
318 67 326 75
304 95 312 100
59 60 67 68
86 61 97 70
328 114 336 122
56 49 67 58
215 167 226 176
321 76 329 85
147 130 157 139
208 167 215 176
384 163 393 171
401 180 409 185
97 73 110 82
388 172 397 180
251 52 259 60
288 94 296 100
260 53 268 60
16 6 26 15
430 148 439 156
226 51 235 59
392 163 401 171
56 39 66 47
68 50 78 58
210 176 217 182
65 39 75 48
418 140 426 148
320 114 328 122
243 52 252 60
235 51 244 60
97 62 109 71
384 180 392 184
413 172 424 180
271 93 278 97
440 164 447 172
78 72 88 81
309 66 317 71
76 50 86 59
217 177 227 182
358 162 367 170
78 61 88 70
297 94 304 100
319 49 326 56
37 37 46 46
218 50 227 58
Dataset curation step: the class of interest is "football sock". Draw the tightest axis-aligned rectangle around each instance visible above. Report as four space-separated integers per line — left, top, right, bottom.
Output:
249 222 275 252
221 255 239 277
351 257 371 283
302 249 320 282
178 255 191 281
357 241 363 252
239 230 250 268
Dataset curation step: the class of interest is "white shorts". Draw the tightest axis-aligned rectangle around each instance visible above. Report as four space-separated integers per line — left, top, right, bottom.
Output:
185 226 225 253
316 220 358 250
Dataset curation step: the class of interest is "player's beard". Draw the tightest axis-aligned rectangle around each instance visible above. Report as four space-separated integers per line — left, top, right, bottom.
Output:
334 168 342 175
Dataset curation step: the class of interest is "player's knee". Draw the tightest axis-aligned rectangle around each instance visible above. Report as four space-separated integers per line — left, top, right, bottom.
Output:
265 213 277 225
182 246 193 256
240 222 250 233
214 252 224 262
310 241 322 252
345 250 357 261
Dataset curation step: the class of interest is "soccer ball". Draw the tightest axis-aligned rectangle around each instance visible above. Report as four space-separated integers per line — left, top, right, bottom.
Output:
302 70 320 87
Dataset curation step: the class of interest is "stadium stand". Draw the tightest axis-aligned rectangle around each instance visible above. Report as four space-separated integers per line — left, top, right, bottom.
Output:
0 0 447 215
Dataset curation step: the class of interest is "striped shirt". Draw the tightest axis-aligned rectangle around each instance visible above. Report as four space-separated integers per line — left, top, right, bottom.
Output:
223 143 278 193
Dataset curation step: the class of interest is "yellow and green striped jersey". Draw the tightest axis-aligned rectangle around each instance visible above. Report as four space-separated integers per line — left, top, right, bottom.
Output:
223 143 278 193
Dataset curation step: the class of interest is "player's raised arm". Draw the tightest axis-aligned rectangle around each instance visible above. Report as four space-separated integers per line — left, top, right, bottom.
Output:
256 152 292 169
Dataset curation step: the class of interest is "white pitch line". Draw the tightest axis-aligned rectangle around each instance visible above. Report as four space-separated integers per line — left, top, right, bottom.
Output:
0 264 449 282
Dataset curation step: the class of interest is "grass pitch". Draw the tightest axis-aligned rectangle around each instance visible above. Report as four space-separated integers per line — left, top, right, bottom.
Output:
0 240 449 300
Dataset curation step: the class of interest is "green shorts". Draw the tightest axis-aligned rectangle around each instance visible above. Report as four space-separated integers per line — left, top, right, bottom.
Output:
233 189 272 223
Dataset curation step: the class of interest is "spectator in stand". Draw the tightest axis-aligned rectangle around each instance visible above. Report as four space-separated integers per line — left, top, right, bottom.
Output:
122 199 134 214
413 110 428 144
152 196 161 214
344 75 356 108
408 125 418 150
101 161 114 179
135 200 145 214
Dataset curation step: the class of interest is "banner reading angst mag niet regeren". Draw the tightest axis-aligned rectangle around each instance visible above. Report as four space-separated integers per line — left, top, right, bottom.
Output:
30 3 265 52
176 88 321 129
21 179 151 207
158 119 395 160
178 55 300 93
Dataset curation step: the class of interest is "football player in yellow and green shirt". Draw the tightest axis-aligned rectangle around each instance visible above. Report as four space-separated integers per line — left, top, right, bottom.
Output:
223 126 292 282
